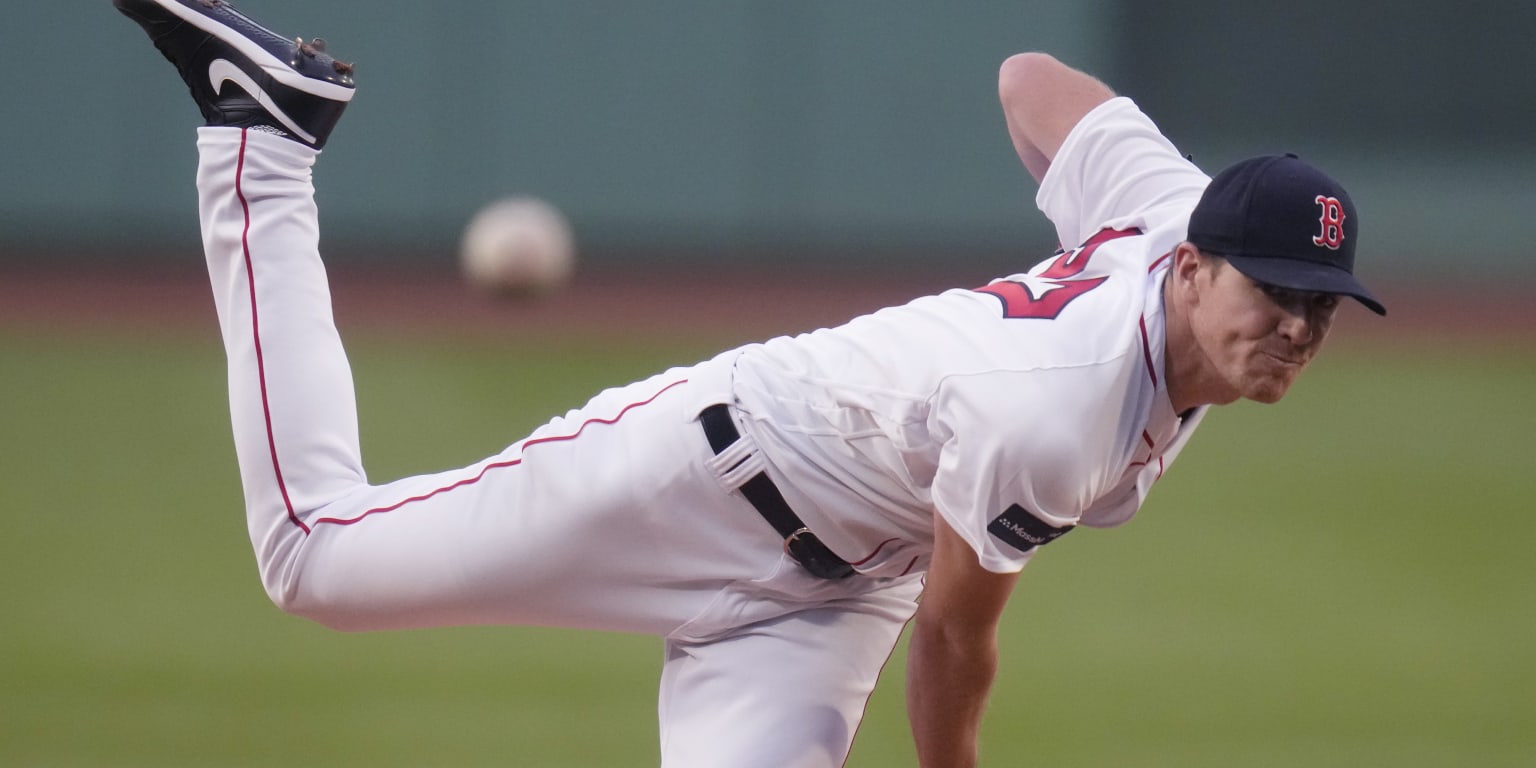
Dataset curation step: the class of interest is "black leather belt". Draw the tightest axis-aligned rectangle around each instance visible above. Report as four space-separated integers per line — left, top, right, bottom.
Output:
699 404 854 580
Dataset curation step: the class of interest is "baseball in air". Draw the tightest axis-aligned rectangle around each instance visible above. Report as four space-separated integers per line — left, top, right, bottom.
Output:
459 196 576 296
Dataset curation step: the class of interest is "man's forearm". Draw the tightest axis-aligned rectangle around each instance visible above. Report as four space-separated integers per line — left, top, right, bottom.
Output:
906 619 999 767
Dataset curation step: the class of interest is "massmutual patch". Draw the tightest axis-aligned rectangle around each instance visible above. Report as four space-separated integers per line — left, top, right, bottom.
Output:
987 504 1075 553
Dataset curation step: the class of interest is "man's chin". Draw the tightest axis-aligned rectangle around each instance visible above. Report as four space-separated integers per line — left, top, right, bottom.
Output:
1243 378 1294 404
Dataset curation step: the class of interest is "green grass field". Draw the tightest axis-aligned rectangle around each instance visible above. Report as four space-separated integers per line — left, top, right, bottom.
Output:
2 327 1532 767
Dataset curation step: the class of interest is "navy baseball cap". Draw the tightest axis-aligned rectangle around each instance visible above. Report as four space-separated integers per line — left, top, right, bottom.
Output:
1188 153 1386 315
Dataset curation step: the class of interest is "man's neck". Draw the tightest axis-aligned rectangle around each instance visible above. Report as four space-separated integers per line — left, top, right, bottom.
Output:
1162 274 1219 414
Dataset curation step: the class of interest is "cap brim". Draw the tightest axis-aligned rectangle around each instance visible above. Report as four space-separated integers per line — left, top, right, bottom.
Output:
1224 254 1387 316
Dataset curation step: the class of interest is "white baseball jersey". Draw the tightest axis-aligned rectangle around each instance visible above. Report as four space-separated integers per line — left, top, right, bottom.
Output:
732 97 1213 575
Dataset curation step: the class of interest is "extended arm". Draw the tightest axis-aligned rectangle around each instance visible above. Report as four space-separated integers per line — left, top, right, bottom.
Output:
998 52 1117 184
906 513 1022 767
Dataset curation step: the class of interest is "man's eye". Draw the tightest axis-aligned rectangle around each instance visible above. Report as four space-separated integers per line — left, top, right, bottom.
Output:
1314 294 1340 310
1258 283 1289 300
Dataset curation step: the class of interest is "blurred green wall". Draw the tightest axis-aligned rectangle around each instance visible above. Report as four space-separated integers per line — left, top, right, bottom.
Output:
3 0 1531 277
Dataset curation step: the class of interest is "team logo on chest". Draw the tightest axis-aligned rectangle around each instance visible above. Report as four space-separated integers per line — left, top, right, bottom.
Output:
1312 195 1346 250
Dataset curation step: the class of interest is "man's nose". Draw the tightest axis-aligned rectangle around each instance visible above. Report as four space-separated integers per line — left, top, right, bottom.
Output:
1277 306 1314 346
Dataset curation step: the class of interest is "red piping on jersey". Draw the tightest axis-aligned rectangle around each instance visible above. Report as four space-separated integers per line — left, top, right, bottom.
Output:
238 129 307 535
1131 253 1176 474
849 537 901 566
310 378 690 527
1138 316 1159 388
1143 252 1173 387
1126 429 1159 471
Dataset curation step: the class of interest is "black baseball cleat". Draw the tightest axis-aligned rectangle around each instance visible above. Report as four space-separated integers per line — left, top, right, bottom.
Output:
113 0 355 149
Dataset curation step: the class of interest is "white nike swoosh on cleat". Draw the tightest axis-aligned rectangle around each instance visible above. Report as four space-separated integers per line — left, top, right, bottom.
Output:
150 0 354 102
208 59 317 145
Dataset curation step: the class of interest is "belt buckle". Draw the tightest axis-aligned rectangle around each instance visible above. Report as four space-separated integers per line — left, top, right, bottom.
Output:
782 527 813 557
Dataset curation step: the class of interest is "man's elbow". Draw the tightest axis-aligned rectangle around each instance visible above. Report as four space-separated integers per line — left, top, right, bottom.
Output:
911 613 1002 692
998 51 1066 109
913 605 1002 661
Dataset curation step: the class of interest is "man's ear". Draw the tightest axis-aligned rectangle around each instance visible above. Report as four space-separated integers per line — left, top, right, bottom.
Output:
1171 242 1205 301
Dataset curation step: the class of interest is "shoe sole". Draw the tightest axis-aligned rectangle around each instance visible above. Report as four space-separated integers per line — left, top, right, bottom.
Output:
138 0 354 104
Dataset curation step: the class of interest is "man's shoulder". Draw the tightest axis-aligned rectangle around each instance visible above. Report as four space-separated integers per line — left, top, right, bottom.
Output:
1038 96 1210 251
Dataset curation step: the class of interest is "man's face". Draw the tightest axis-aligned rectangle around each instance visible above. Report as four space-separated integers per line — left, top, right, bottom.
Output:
1189 257 1340 404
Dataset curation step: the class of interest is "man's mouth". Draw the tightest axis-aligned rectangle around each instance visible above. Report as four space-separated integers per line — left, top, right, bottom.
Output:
1263 351 1306 368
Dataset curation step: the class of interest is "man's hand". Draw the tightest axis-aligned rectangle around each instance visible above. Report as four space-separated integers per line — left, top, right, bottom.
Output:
907 514 1021 767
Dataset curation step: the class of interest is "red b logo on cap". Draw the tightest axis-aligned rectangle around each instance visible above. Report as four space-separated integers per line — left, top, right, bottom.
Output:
1313 195 1346 250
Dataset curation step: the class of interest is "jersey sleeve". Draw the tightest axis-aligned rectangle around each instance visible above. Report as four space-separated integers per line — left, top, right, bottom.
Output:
1036 97 1211 251
927 365 1126 573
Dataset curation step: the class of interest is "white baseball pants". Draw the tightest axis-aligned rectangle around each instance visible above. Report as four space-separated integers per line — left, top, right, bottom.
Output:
194 127 922 767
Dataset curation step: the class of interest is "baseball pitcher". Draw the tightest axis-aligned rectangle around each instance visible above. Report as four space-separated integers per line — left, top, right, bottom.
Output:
114 1 1385 765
